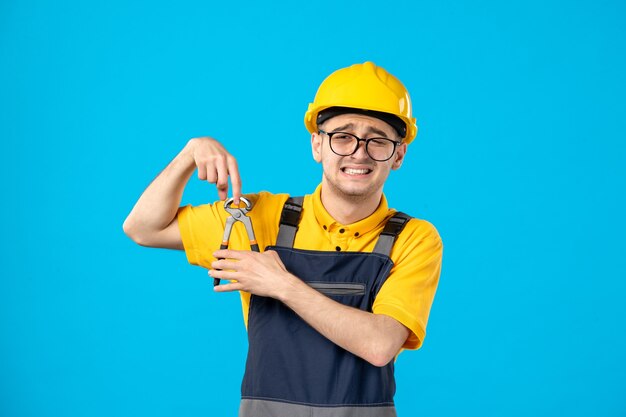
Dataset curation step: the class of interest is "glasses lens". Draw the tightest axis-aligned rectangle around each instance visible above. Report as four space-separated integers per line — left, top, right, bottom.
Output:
329 132 359 156
327 132 398 161
366 138 397 161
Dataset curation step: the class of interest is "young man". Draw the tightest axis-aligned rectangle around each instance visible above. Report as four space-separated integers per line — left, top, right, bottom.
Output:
123 62 443 417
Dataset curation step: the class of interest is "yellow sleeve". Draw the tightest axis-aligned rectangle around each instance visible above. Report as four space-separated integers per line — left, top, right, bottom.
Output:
177 192 289 268
177 200 230 269
372 219 443 350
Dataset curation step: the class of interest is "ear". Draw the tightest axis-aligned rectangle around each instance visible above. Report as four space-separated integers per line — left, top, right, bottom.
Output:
391 142 407 170
311 132 322 163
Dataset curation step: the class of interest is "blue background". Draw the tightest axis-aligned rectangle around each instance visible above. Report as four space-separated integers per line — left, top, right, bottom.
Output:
1 0 625 416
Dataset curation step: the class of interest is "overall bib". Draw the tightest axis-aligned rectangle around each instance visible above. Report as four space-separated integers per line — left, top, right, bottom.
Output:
239 198 411 417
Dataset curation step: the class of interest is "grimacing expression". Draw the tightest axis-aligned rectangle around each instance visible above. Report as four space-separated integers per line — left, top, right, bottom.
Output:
311 113 407 201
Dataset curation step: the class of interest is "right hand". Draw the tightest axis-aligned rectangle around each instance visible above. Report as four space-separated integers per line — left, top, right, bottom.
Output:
188 137 242 203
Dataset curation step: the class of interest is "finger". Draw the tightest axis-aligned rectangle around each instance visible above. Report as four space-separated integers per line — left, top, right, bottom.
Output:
197 163 207 180
227 156 242 204
208 269 239 280
210 259 241 271
214 282 244 293
215 156 229 201
205 162 218 184
213 249 246 260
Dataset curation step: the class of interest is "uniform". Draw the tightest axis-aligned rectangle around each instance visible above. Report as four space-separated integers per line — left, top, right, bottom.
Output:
177 184 443 416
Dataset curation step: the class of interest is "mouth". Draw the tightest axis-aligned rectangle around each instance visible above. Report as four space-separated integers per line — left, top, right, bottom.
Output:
341 167 372 176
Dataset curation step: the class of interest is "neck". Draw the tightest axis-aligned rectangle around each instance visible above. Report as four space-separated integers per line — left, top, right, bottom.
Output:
319 180 383 225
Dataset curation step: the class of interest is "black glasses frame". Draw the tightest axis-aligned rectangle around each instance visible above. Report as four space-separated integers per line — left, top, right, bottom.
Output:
318 129 401 162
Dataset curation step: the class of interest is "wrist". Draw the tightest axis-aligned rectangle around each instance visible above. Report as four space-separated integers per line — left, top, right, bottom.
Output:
275 272 305 304
180 138 199 168
184 137 198 157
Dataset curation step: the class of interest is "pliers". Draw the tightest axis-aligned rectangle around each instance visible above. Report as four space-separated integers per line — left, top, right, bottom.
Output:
213 196 260 286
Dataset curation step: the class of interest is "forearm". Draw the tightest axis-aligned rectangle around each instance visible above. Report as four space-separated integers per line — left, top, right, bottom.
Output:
278 275 408 367
210 250 410 366
123 140 196 240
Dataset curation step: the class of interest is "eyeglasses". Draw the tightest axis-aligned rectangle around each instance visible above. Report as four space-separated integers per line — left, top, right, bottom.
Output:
318 130 401 162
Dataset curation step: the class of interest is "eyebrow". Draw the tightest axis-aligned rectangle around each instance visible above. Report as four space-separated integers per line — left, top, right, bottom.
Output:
330 123 391 138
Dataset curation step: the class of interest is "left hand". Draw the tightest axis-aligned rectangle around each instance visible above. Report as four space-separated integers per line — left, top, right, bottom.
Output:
209 249 294 298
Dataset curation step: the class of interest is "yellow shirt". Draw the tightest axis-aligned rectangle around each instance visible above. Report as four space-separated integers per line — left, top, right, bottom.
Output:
177 184 442 350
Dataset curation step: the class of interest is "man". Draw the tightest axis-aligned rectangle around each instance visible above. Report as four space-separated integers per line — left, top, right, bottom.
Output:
123 62 443 417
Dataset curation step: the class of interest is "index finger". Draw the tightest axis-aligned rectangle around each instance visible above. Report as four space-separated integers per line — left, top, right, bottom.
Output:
227 156 242 204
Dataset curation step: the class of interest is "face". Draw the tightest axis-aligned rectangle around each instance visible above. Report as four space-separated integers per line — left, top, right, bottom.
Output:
311 113 407 203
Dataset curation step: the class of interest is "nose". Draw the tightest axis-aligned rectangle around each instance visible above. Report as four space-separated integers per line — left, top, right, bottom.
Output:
351 139 370 160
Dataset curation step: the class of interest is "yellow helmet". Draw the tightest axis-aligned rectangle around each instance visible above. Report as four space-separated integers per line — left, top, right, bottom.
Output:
304 62 418 143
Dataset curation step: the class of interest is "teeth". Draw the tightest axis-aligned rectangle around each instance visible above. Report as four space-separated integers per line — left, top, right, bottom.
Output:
343 168 370 175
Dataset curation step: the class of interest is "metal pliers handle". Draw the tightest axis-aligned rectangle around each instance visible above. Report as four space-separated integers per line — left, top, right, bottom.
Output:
214 196 259 286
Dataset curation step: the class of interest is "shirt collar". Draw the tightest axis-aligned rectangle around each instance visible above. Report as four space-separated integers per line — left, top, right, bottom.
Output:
311 184 391 237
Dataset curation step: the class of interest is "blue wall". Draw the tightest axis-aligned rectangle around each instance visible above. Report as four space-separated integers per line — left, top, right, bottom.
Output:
1 1 625 416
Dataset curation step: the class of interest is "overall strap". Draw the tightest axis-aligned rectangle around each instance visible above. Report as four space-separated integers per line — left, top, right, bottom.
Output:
372 212 412 256
275 196 304 248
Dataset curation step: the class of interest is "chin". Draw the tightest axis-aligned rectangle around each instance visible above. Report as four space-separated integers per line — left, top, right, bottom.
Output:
336 183 381 201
